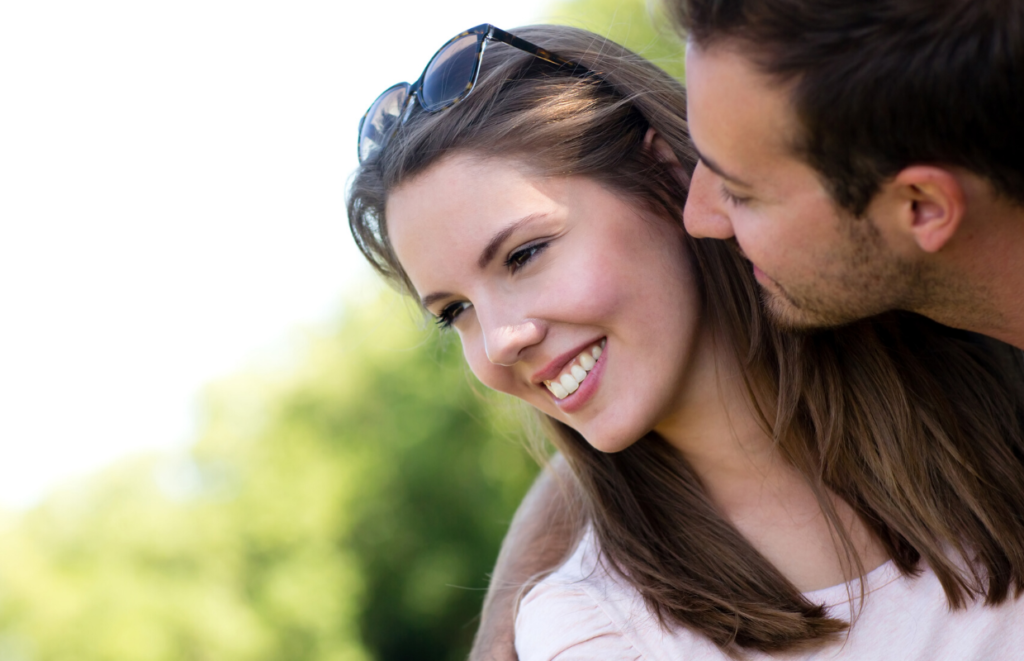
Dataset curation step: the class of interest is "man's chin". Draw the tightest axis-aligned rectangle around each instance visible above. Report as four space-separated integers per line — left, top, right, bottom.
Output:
761 287 853 330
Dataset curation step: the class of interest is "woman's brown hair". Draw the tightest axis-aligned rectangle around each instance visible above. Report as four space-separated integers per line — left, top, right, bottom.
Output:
347 24 1024 652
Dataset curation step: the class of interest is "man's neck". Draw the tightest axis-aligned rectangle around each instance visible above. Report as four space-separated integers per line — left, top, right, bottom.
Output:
920 202 1024 350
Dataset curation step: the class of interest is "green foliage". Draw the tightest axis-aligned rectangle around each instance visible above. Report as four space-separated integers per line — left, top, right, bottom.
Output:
544 0 686 81
0 289 537 661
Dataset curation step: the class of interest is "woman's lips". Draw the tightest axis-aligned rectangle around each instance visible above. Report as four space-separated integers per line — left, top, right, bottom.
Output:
541 339 605 398
532 337 605 385
552 340 606 414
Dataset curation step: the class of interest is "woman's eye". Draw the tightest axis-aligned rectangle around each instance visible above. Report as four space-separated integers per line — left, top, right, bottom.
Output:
435 301 472 330
505 242 549 273
719 185 750 207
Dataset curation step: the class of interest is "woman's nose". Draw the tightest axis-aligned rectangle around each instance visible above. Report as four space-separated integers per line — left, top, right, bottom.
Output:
483 317 546 366
683 161 737 240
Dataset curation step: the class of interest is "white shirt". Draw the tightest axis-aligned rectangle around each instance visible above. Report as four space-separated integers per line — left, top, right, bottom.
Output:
516 529 1024 660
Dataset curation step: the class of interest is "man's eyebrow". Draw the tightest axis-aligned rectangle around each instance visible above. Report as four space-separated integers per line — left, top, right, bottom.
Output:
477 213 547 269
694 148 753 188
419 213 549 310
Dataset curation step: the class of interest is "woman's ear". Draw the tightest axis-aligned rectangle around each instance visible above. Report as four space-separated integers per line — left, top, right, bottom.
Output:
643 127 690 187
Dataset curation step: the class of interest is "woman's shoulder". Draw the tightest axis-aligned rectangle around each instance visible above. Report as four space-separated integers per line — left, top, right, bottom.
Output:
514 580 643 660
514 529 645 661
514 529 725 661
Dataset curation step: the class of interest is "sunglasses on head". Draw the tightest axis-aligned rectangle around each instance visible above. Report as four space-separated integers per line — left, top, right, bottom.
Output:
357 23 593 163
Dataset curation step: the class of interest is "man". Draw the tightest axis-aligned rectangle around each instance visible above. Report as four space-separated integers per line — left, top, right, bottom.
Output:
677 0 1024 347
470 1 1024 658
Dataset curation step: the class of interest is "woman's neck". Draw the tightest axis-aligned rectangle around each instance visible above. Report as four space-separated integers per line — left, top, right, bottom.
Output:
653 325 775 482
653 326 890 592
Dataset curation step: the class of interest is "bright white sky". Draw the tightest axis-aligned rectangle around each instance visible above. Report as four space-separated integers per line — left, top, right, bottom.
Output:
0 0 560 509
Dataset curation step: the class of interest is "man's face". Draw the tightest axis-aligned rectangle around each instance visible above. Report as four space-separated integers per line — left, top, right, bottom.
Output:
683 42 915 328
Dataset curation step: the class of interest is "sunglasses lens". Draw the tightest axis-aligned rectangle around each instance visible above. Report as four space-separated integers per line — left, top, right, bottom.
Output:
358 83 410 162
420 33 484 112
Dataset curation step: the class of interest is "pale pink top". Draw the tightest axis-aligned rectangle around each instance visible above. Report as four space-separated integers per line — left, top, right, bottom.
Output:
515 529 1024 660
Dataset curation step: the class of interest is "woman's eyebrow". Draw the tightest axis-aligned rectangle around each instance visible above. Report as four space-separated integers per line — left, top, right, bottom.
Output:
420 291 452 309
478 213 548 268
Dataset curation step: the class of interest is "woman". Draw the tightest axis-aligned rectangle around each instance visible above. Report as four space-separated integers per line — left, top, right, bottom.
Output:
347 24 1024 659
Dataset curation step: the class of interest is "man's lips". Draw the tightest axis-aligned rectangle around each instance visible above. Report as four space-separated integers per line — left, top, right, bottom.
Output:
751 262 783 289
728 241 771 285
531 337 606 384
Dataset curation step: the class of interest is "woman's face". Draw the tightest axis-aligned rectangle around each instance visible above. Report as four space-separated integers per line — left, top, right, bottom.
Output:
387 154 709 452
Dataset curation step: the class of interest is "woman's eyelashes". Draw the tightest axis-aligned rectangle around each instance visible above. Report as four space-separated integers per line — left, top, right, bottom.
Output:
434 241 550 330
435 300 472 330
504 240 549 273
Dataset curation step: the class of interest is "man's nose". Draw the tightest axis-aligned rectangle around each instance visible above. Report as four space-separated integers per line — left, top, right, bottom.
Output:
683 161 737 240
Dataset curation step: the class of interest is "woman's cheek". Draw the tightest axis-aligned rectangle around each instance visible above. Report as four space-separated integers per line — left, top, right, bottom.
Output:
458 332 515 395
458 333 489 385
537 252 623 322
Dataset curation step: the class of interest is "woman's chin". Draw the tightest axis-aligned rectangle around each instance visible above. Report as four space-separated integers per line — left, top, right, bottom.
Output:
577 428 641 454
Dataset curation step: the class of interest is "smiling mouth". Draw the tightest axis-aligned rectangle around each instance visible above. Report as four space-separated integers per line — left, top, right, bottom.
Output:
543 339 605 400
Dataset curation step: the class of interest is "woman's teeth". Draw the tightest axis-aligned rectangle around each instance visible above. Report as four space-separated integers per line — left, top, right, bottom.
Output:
544 340 605 400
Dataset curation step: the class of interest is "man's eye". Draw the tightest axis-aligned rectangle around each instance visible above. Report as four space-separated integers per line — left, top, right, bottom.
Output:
435 301 471 330
505 242 549 273
719 185 750 206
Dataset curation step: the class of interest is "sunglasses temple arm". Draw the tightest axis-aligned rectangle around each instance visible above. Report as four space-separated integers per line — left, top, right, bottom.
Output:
487 26 578 69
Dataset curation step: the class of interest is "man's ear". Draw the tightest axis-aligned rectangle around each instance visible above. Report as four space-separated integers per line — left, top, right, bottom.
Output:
886 166 966 254
643 127 691 187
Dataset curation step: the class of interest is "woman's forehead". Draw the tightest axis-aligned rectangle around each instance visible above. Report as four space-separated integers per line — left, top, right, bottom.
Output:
386 156 565 284
388 156 561 240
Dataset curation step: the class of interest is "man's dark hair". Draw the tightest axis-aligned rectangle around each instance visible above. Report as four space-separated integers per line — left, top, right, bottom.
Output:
672 0 1024 215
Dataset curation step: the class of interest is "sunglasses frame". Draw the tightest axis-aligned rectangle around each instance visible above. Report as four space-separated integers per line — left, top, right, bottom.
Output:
357 23 591 163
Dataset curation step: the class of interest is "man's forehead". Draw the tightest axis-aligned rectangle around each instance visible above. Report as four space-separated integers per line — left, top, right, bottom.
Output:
685 44 805 177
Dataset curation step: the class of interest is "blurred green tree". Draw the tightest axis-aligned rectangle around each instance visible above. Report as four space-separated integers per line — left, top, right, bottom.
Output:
544 0 686 81
0 289 537 661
